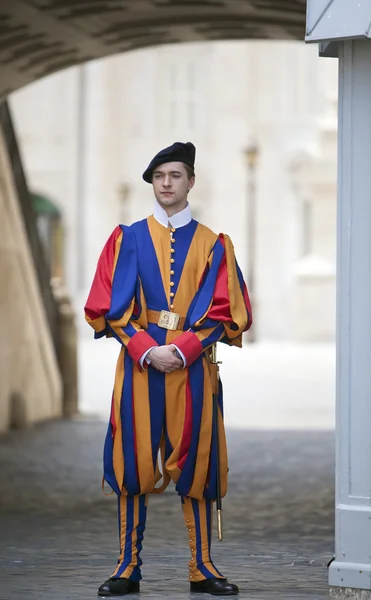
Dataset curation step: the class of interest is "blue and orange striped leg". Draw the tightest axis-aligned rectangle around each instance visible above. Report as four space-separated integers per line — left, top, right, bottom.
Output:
182 496 225 582
111 494 148 582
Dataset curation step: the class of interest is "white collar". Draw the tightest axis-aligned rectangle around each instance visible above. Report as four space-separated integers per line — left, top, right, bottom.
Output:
153 201 192 229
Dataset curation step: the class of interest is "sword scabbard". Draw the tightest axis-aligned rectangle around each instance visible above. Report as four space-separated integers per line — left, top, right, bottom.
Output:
217 509 223 541
211 344 224 542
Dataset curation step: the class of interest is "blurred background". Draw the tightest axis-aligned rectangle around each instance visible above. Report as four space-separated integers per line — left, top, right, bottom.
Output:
2 39 337 432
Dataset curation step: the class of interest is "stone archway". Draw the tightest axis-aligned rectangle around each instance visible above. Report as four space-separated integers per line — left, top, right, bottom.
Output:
0 1 306 96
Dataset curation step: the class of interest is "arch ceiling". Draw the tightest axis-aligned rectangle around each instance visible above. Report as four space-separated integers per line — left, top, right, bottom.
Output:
0 1 306 96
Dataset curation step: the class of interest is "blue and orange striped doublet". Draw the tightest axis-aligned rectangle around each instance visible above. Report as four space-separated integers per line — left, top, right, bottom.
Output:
85 216 252 501
111 493 224 582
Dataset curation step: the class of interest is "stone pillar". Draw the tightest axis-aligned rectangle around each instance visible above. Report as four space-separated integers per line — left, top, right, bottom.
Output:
329 39 371 598
52 279 78 419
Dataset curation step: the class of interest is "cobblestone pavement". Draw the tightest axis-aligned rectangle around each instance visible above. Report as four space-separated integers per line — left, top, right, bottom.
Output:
0 419 334 599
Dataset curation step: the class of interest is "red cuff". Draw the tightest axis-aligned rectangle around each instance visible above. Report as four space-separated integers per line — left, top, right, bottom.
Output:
173 331 203 366
127 331 159 365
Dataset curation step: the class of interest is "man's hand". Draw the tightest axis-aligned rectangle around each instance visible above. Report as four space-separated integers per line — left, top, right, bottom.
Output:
147 345 183 373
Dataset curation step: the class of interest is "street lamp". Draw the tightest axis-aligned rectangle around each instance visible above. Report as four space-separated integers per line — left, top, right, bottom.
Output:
244 141 259 343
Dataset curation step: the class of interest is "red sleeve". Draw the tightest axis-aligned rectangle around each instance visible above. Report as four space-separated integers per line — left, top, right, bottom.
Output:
174 239 231 365
127 332 159 365
207 241 232 322
173 332 204 366
175 234 252 363
84 226 122 321
84 226 159 364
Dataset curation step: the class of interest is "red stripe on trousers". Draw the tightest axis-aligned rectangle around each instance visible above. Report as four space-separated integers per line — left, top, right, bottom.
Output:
177 374 193 470
110 393 116 438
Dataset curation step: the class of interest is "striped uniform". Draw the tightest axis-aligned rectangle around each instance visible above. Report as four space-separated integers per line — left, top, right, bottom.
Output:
85 215 252 581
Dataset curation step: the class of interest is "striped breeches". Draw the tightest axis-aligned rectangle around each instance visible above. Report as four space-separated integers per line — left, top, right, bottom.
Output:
111 494 224 582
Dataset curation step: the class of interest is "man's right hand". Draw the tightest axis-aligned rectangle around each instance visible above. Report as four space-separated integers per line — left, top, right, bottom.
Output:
147 345 183 373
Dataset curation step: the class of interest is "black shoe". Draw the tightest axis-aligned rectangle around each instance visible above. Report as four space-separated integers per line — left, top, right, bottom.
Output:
98 577 140 596
190 578 239 596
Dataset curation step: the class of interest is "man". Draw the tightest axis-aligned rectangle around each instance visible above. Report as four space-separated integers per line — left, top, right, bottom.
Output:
85 142 252 596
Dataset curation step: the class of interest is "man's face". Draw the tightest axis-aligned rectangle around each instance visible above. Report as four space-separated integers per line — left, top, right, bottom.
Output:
152 161 194 210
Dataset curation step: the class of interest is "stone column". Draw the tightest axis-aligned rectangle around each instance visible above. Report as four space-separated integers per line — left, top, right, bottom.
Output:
329 39 371 599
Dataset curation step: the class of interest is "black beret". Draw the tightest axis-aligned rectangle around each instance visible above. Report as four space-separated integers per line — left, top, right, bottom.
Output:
142 141 196 183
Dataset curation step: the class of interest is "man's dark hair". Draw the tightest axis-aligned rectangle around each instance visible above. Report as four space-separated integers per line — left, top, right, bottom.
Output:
184 164 195 180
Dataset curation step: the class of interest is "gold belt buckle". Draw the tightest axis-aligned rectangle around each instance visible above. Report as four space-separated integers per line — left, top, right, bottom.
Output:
158 310 181 331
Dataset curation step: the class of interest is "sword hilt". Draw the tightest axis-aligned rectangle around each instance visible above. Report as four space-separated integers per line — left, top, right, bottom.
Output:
210 344 223 366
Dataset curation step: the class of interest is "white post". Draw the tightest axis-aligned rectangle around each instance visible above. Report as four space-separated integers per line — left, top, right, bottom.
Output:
329 39 371 598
